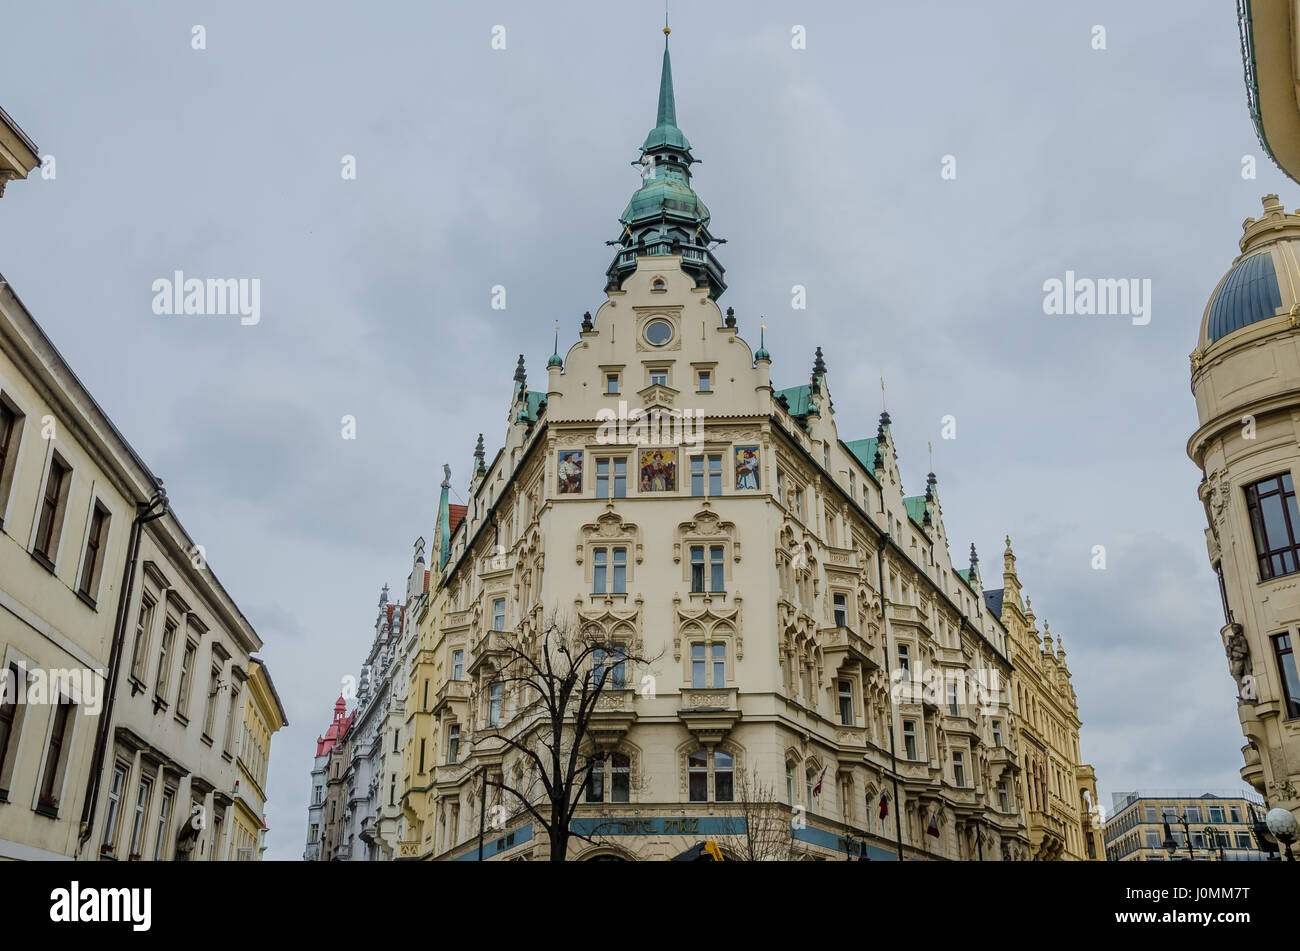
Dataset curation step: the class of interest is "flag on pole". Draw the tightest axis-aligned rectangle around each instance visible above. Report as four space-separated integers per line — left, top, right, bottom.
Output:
926 812 941 838
811 765 827 798
878 792 889 820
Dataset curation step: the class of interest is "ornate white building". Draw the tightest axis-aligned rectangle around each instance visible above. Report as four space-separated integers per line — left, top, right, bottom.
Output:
408 30 1097 861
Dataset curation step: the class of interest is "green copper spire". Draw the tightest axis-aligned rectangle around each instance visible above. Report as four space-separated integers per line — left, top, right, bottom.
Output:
606 23 726 299
643 29 690 152
437 464 452 570
548 321 563 368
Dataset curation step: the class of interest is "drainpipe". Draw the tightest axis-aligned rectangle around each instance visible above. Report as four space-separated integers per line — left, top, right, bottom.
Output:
877 537 904 861
78 481 168 854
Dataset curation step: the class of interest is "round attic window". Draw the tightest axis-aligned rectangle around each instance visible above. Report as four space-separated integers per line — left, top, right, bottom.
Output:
644 319 673 346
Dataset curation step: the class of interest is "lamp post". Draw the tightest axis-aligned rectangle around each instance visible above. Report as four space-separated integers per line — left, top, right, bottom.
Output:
1266 807 1299 861
1161 812 1195 861
1202 826 1225 861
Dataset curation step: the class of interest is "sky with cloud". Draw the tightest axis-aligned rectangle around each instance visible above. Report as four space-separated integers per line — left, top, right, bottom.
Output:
0 0 1278 856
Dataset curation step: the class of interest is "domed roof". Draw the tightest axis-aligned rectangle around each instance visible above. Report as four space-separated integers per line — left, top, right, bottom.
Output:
1199 195 1300 349
1204 250 1283 343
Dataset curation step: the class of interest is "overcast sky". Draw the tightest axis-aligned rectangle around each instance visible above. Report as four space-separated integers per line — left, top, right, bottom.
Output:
0 1 1278 857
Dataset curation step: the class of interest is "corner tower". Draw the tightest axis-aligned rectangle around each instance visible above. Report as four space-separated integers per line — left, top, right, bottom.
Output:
605 26 727 299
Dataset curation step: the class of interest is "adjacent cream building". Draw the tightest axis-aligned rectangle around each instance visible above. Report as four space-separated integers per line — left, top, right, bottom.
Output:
1189 194 1300 827
398 32 1098 861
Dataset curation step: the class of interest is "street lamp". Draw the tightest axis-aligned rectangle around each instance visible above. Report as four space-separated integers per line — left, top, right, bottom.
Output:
1266 808 1299 861
1161 812 1195 861
1202 826 1225 861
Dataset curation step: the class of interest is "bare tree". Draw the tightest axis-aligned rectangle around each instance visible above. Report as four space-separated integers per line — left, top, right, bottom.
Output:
721 767 795 861
465 611 657 861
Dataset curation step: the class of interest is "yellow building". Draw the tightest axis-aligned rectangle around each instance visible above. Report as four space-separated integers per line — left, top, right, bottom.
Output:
1104 791 1270 861
993 539 1102 860
398 475 465 860
230 659 286 860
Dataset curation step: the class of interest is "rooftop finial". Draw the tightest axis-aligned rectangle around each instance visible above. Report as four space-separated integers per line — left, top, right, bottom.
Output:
725 306 736 328
812 346 826 378
440 463 451 489
970 543 979 568
581 310 594 333
755 319 770 362
474 433 486 476
548 321 563 368
514 353 527 386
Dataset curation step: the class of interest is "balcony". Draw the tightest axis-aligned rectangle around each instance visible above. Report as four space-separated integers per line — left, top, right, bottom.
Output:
820 626 878 673
467 629 512 675
431 679 470 716
677 687 741 744
987 744 1020 771
589 689 637 750
1028 809 1067 860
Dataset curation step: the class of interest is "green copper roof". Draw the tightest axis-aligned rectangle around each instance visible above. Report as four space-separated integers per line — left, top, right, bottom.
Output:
517 389 547 423
775 385 813 417
642 40 691 152
845 438 880 470
956 568 976 591
620 177 710 226
903 496 930 531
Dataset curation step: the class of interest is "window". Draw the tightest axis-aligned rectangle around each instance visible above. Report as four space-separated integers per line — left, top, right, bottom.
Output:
903 720 918 760
1230 805 1243 823
833 593 848 628
203 664 221 737
610 753 630 802
418 740 426 773
690 454 722 497
1144 805 1157 823
697 370 711 392
1208 805 1225 823
1191 831 1207 849
592 645 627 690
492 598 505 632
452 650 464 681
1145 830 1161 849
1236 832 1253 849
897 644 910 681
605 373 619 395
154 618 177 699
1246 473 1300 580
690 546 705 593
488 683 502 727
102 762 127 850
592 547 627 595
37 699 73 812
1275 633 1300 719
129 596 156 682
645 320 672 346
838 680 854 726
154 788 173 860
785 762 795 805
806 769 816 811
848 470 856 499
77 502 110 601
709 545 724 592
649 369 668 387
586 756 605 802
997 780 1009 813
690 642 725 688
776 470 785 505
0 398 23 522
992 720 1003 747
33 456 70 563
176 641 197 718
447 724 460 763
714 751 734 802
0 663 28 798
952 752 965 787
794 487 805 520
947 681 959 716
688 750 708 801
1185 805 1202 823
595 458 628 499
129 776 152 857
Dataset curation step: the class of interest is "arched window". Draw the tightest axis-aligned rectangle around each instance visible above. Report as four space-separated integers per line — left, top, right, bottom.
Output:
806 768 816 812
786 761 795 805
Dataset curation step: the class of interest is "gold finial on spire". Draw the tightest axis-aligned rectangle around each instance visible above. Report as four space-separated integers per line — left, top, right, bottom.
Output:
664 1 671 35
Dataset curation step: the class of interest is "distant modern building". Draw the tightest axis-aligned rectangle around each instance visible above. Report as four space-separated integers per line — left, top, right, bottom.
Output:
1188 195 1300 827
1104 790 1270 861
1239 0 1300 184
